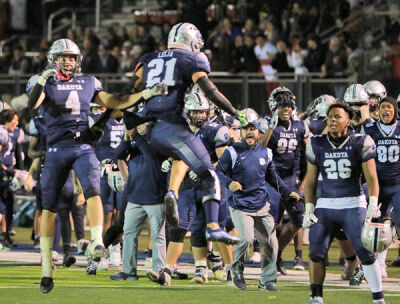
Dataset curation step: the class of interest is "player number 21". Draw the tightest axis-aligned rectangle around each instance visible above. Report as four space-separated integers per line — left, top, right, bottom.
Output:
146 58 177 87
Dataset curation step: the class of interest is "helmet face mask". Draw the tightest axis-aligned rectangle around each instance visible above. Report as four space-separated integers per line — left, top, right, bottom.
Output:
188 110 209 128
361 217 394 253
307 95 335 119
268 86 295 113
184 92 210 128
168 23 204 52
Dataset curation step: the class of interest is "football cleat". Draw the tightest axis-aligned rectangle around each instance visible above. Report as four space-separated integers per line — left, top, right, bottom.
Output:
109 243 121 267
258 281 279 291
233 273 246 290
62 255 76 268
86 241 108 259
86 257 98 275
372 300 386 304
205 228 240 245
213 268 227 282
309 297 324 304
349 266 364 286
96 258 110 271
52 251 59 262
147 268 172 286
293 256 305 270
171 269 188 280
190 267 208 284
164 190 179 227
249 251 261 263
40 277 54 294
77 239 89 255
277 257 287 275
33 237 40 249
341 259 357 280
109 272 139 281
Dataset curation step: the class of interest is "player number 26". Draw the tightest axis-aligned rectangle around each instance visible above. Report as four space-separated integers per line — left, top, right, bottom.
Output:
146 58 177 87
323 159 351 179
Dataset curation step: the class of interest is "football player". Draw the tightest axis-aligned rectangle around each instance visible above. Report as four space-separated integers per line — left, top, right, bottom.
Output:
125 23 245 245
27 38 166 293
259 86 310 274
364 80 387 120
304 101 385 304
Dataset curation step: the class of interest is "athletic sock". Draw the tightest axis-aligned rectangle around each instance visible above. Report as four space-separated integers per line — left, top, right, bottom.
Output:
295 249 303 259
310 283 323 298
63 244 71 256
203 200 219 224
41 236 54 277
363 261 383 297
90 225 103 245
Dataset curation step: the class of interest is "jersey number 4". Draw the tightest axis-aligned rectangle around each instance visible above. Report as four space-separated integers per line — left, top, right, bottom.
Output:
324 159 351 179
65 91 81 115
146 58 177 87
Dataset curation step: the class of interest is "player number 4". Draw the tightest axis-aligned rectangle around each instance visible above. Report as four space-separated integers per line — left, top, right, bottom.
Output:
65 90 81 115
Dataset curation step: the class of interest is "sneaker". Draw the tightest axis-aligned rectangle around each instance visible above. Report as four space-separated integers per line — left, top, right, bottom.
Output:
390 256 400 267
190 267 208 284
277 257 287 275
309 297 324 304
52 251 59 262
226 269 233 286
77 239 89 255
373 300 386 304
164 190 179 227
8 230 16 236
349 266 364 286
213 268 227 282
171 269 188 280
146 268 172 286
379 261 387 279
109 272 139 281
207 252 223 270
205 228 240 245
144 257 152 269
341 259 357 280
109 243 121 267
33 237 40 249
86 257 98 275
86 241 108 259
40 277 54 293
0 243 10 251
97 258 110 270
249 251 261 263
293 256 305 270
258 281 279 291
63 255 76 268
233 273 246 290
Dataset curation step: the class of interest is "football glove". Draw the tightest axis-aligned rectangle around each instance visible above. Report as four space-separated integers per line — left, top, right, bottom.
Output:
268 110 279 129
236 111 248 127
366 196 381 220
302 203 318 229
188 170 198 181
38 66 58 85
142 83 168 100
161 160 172 173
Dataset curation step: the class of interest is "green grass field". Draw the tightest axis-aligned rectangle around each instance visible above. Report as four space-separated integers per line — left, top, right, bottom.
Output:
0 228 399 304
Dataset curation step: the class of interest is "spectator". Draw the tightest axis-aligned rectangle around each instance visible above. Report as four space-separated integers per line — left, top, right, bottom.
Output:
117 26 129 46
111 45 122 67
0 45 13 73
304 5 319 34
304 34 325 73
210 35 232 71
254 33 277 81
136 25 156 53
344 41 363 77
8 45 31 75
288 2 308 37
242 18 256 36
271 39 293 73
31 48 48 73
230 35 259 73
287 40 309 75
264 18 281 44
222 18 242 42
103 26 120 50
81 37 101 74
98 45 119 73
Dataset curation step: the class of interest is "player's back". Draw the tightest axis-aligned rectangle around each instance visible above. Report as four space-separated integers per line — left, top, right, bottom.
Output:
196 122 230 163
94 118 125 161
140 49 210 124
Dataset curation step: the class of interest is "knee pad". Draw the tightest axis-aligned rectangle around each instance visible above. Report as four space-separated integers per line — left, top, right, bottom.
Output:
190 232 207 247
84 187 100 200
198 169 221 203
170 228 187 243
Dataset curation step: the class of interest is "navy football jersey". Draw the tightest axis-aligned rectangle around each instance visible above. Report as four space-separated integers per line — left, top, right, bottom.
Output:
93 117 125 161
361 120 400 185
0 126 24 168
139 49 210 124
28 116 47 152
307 118 325 135
196 122 230 163
39 75 103 146
267 119 310 178
306 133 375 198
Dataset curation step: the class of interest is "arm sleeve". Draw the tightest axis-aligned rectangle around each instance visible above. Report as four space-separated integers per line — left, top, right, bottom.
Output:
306 139 317 165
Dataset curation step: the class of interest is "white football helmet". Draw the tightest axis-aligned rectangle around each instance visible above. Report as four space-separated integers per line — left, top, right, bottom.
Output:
168 23 204 52
107 170 125 192
184 92 210 127
307 95 335 119
343 84 369 106
364 80 387 112
257 117 269 133
267 86 296 113
47 38 82 77
361 218 394 253
242 108 259 123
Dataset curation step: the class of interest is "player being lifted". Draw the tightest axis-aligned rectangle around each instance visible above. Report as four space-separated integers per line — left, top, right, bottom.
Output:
27 38 166 293
125 22 246 245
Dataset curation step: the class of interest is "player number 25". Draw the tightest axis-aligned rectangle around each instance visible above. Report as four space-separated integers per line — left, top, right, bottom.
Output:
324 159 351 179
146 58 177 87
